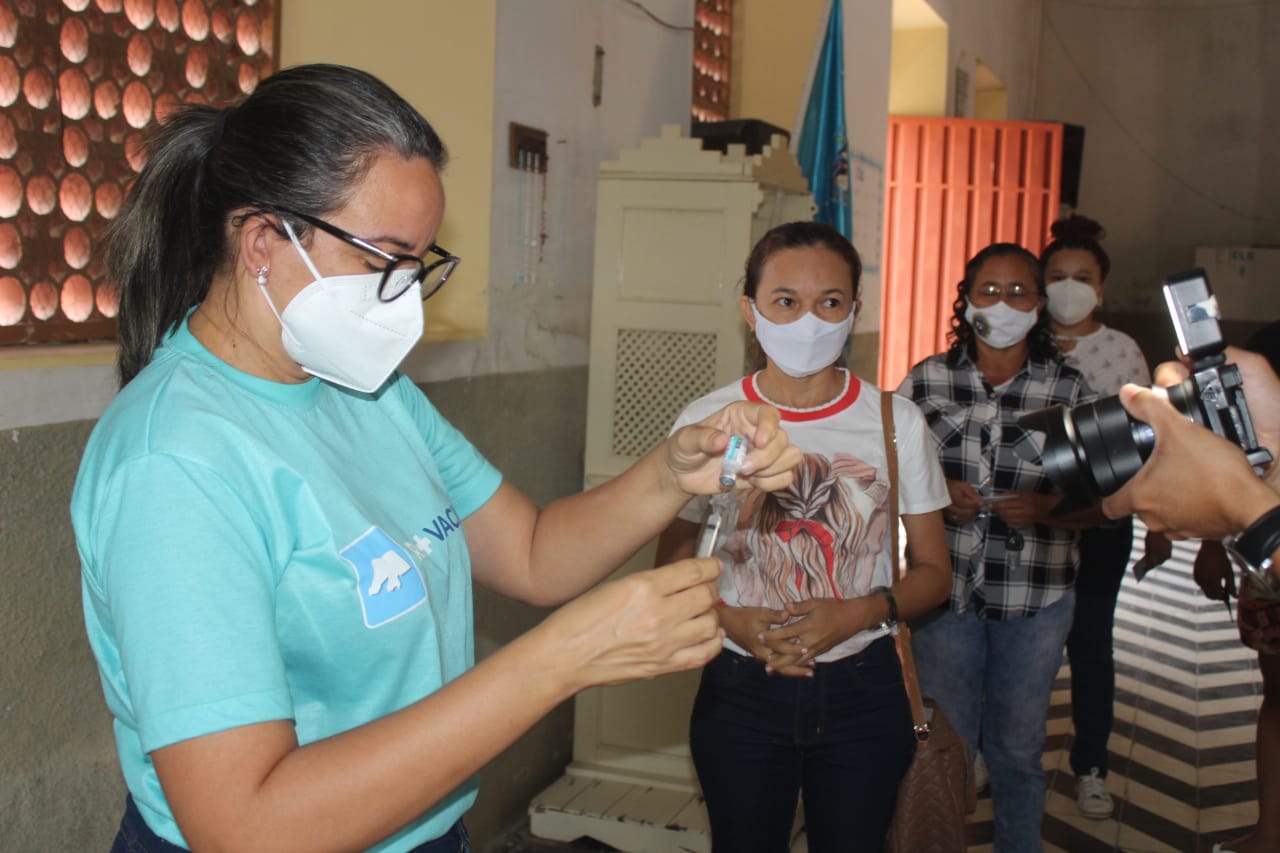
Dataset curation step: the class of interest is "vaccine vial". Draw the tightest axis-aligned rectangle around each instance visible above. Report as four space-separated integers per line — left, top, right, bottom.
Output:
719 434 748 489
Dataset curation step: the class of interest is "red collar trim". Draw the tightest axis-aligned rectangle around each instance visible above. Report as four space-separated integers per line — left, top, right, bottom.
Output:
741 370 862 422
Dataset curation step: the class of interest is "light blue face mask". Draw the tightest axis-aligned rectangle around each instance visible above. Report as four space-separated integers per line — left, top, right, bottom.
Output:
256 219 423 393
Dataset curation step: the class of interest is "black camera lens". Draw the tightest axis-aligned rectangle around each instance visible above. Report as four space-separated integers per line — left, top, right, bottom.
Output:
1018 379 1201 513
1019 271 1272 513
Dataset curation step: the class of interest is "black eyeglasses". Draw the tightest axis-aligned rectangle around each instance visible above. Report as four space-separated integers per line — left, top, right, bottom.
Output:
273 207 460 303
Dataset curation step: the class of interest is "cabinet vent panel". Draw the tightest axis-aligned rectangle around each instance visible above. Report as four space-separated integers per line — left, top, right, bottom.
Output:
611 328 718 458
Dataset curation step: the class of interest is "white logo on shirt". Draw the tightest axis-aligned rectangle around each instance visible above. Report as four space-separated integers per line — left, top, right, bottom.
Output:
368 550 412 596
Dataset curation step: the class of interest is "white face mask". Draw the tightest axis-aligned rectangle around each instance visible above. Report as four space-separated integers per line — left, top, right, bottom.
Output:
964 298 1039 349
750 303 854 378
257 220 424 394
1045 278 1098 326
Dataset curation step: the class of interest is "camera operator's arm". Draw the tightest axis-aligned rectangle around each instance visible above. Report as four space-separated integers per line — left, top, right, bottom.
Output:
1100 382 1280 541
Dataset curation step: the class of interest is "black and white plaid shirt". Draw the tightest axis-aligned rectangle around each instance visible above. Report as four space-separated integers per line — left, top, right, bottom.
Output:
899 350 1094 620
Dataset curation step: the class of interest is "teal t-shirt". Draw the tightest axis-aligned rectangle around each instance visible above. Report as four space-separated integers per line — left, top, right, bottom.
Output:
71 318 502 851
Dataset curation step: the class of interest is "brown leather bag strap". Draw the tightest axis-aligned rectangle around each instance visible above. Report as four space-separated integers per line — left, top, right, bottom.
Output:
881 390 930 740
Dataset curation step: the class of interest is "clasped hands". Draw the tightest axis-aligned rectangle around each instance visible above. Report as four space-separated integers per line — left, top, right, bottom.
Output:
943 480 1046 529
719 596 886 678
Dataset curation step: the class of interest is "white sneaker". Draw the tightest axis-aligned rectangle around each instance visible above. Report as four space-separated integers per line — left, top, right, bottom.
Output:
973 750 989 793
1076 767 1114 819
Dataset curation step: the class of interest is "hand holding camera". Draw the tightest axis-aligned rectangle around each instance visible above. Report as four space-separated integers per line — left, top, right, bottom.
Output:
1098 377 1277 539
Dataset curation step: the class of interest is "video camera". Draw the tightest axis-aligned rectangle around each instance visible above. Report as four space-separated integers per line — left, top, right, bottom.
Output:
1018 269 1273 513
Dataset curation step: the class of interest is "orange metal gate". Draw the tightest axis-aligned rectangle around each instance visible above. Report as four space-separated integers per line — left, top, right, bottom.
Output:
878 117 1064 390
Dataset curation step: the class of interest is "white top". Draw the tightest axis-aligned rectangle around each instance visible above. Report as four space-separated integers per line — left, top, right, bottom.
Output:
672 370 949 662
1057 325 1151 396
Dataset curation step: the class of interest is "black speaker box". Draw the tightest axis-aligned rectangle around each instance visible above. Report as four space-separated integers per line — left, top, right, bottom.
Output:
691 119 791 156
1060 123 1086 209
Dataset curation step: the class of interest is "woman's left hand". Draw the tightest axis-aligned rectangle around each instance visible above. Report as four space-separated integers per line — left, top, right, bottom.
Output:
759 597 879 670
665 401 802 496
990 491 1045 530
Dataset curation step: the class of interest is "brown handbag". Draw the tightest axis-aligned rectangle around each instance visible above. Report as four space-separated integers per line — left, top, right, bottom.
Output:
880 391 976 853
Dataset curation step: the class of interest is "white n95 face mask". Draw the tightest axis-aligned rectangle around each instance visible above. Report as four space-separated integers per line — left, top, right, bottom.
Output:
1046 278 1098 326
751 303 854 378
964 299 1039 350
257 219 424 394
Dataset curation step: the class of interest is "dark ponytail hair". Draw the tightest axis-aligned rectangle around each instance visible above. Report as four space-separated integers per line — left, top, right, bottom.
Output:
946 242 1060 366
107 64 448 385
743 220 862 300
1038 213 1110 280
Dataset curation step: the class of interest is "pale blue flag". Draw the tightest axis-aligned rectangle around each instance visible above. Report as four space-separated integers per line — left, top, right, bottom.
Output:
796 0 851 238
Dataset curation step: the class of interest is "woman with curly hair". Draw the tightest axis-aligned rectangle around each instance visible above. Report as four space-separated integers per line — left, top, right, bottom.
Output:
898 242 1098 852
656 221 953 853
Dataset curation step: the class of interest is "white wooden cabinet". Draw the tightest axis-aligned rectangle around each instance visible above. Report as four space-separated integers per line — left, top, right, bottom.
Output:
530 125 812 852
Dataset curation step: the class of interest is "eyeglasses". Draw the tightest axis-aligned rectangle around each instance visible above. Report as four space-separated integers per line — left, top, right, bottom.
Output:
969 281 1039 307
274 207 460 303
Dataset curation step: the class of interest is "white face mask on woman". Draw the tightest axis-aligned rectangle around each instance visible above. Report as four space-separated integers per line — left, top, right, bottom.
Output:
964 298 1039 350
257 219 424 394
750 303 854 378
1045 278 1098 326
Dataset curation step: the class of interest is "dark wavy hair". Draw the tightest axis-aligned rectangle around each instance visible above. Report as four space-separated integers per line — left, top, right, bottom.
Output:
107 64 448 385
946 242 1060 366
1039 213 1110 279
742 221 863 371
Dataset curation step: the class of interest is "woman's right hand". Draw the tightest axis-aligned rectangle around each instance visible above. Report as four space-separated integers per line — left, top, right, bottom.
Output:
717 603 794 671
945 479 983 525
541 557 725 690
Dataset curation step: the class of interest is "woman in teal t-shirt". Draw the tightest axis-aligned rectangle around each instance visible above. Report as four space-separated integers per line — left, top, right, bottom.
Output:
72 64 801 853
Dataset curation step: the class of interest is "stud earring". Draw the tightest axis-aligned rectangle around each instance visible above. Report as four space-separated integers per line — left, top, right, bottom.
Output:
256 266 268 286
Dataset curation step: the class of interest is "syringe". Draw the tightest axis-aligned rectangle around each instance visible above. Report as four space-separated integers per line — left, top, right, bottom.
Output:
696 492 740 558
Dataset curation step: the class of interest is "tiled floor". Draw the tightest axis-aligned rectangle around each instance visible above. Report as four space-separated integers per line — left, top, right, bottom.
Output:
1024 532 1254 850
1018 534 1262 853
506 531 1263 852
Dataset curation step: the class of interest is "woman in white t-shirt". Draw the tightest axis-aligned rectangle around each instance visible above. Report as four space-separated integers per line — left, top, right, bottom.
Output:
1040 214 1152 820
655 222 952 853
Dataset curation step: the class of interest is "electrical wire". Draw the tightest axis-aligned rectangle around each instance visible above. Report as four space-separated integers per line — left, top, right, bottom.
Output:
1043 9 1270 222
616 0 694 31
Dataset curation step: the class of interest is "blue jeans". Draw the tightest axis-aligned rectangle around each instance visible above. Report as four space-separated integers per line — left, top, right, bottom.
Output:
911 589 1075 853
1066 519 1132 778
689 638 916 853
110 794 471 852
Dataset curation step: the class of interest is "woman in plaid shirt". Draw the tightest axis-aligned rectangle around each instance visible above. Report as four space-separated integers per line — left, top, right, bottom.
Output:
898 242 1097 853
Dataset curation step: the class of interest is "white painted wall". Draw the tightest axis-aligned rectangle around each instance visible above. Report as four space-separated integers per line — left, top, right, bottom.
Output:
400 0 694 384
922 0 1042 120
1033 2 1279 314
843 1 893 335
